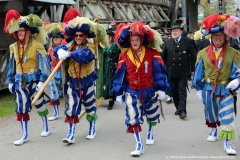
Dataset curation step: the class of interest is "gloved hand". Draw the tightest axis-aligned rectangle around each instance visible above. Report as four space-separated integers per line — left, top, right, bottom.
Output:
116 95 124 104
57 49 69 60
226 79 240 90
36 82 44 92
8 83 14 94
196 90 202 101
157 90 165 100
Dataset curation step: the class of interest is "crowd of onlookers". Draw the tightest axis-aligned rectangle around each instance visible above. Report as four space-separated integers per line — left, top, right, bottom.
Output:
157 27 240 52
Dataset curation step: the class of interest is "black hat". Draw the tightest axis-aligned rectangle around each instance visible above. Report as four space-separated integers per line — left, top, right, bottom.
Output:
171 19 184 30
181 30 189 37
106 29 115 36
164 31 171 35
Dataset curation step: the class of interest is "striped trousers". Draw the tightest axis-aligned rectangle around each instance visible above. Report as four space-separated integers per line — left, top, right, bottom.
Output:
14 81 46 114
202 90 235 132
123 92 160 126
65 82 97 117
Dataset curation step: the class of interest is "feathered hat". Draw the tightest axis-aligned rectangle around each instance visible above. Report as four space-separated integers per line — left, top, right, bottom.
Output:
4 10 47 44
114 22 163 52
45 23 64 38
62 8 82 37
224 15 240 38
200 13 240 38
193 30 211 41
171 19 184 30
201 14 229 36
65 16 108 47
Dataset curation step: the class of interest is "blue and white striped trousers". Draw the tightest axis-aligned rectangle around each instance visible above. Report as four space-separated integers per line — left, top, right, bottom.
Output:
65 82 97 116
14 82 46 113
202 90 235 131
123 92 160 126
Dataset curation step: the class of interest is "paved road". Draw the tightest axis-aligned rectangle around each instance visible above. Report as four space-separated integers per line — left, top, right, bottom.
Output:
0 88 239 160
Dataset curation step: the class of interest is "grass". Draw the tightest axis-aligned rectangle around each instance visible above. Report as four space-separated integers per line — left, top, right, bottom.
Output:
0 89 15 118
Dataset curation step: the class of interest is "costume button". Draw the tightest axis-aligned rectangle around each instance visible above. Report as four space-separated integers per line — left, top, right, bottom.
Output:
179 64 181 65
173 58 175 59
173 64 175 65
179 58 181 59
221 81 226 84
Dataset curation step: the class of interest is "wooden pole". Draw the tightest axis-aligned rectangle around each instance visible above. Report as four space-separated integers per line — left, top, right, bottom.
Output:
31 59 64 105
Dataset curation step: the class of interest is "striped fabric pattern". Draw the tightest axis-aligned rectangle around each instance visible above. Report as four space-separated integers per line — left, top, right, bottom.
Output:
19 120 28 140
41 116 49 133
202 90 235 131
65 82 97 117
15 82 45 113
124 92 160 126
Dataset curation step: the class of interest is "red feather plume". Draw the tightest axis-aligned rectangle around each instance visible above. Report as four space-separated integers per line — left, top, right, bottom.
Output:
143 25 154 41
131 21 145 37
201 13 220 31
114 23 126 42
4 10 21 33
63 8 81 23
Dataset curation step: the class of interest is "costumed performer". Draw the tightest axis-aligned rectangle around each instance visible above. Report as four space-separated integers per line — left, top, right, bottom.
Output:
4 10 55 145
192 13 240 155
53 15 108 144
110 22 173 156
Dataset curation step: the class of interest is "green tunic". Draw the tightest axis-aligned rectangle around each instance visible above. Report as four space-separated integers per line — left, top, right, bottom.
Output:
96 45 104 106
102 42 121 99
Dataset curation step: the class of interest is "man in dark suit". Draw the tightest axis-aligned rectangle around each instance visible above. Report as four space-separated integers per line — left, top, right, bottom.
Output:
161 19 196 119
198 37 211 52
230 37 240 51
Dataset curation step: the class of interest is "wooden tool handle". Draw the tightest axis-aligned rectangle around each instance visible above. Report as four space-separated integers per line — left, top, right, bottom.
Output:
31 59 64 105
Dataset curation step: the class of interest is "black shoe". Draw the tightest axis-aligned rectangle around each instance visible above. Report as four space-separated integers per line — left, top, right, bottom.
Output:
179 111 187 119
175 110 180 115
107 101 114 110
166 98 172 104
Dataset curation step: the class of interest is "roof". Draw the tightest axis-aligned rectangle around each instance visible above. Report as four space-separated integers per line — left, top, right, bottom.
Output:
0 0 75 5
34 0 75 4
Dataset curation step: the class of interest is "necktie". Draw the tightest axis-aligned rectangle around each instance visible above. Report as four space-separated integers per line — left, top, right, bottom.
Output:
175 39 179 46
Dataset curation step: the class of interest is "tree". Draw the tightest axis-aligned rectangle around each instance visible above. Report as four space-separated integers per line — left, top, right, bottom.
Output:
224 0 238 15
198 0 237 18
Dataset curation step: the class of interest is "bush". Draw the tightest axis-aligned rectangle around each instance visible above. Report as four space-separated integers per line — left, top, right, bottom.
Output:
0 89 15 118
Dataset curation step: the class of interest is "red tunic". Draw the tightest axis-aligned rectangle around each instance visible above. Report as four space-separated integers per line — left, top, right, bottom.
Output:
118 47 164 90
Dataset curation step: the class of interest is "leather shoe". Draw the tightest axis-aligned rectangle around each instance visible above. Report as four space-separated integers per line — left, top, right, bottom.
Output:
62 138 75 144
207 135 217 142
107 101 114 110
166 98 172 104
41 131 50 137
48 115 60 121
130 145 144 156
179 111 187 119
86 132 96 139
14 139 29 146
224 143 236 155
175 110 180 115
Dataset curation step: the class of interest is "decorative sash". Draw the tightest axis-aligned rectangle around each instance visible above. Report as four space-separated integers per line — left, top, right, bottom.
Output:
206 44 226 97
